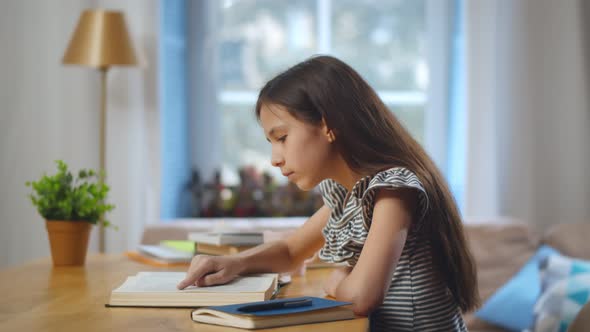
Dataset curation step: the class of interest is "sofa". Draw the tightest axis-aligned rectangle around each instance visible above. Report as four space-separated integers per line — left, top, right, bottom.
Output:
141 218 590 331
463 219 590 331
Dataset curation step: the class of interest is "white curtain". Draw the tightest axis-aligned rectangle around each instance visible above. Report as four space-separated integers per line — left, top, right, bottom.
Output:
188 0 222 186
462 0 590 229
96 0 161 253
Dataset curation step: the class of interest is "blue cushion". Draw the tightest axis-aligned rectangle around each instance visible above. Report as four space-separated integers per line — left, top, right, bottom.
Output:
475 245 559 331
533 273 590 332
539 253 590 292
532 254 590 331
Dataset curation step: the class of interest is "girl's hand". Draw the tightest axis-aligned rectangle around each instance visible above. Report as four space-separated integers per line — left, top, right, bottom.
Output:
177 254 245 289
323 266 353 297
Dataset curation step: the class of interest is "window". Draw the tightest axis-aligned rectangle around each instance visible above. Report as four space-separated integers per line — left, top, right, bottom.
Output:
217 0 427 184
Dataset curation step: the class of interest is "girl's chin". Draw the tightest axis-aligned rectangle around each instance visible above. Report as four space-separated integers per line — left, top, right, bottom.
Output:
292 177 317 191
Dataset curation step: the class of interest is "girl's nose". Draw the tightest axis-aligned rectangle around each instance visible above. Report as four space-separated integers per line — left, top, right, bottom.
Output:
271 153 284 168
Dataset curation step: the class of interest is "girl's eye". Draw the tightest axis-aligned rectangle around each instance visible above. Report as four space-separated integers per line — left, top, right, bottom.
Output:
278 135 287 142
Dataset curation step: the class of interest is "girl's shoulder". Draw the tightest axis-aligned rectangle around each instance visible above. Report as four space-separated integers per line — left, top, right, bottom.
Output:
361 167 430 228
365 167 426 194
317 167 430 223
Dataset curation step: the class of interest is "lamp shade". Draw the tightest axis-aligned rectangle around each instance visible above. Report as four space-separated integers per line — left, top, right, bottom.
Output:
62 9 138 68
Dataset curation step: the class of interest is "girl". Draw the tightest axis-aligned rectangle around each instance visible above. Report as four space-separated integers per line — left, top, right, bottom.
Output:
178 55 479 331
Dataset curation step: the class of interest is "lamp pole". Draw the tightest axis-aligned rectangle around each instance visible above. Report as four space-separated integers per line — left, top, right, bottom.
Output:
99 67 108 253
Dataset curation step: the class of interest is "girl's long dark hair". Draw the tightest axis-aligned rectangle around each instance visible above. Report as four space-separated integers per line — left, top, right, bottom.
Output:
255 55 479 312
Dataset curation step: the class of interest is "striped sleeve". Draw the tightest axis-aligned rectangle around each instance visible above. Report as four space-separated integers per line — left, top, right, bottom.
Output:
360 167 430 229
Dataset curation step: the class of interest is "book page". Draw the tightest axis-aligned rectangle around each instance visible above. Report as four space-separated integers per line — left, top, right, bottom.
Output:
114 272 276 293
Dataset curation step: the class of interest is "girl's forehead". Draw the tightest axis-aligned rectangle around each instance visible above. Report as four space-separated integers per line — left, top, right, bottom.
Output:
260 102 318 136
260 103 295 125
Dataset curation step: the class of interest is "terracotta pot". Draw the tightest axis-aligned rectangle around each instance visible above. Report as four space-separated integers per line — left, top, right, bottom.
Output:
45 220 93 266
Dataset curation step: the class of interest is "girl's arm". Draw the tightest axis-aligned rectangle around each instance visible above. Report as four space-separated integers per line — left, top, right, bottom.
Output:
177 205 330 289
328 188 416 316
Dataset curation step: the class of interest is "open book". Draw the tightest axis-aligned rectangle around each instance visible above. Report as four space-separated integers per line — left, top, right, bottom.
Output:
191 297 355 329
107 272 278 307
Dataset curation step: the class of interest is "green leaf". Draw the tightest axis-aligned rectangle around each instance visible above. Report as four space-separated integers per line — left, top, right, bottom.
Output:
25 160 116 230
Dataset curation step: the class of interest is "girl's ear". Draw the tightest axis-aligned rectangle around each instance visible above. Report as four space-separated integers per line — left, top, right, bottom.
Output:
321 118 335 143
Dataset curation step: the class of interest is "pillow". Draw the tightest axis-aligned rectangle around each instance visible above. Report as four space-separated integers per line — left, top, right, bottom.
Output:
532 254 590 332
532 273 590 332
475 245 559 331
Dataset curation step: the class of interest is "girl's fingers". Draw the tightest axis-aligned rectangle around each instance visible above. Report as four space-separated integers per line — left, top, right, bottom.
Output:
195 269 228 287
177 258 214 289
177 275 196 290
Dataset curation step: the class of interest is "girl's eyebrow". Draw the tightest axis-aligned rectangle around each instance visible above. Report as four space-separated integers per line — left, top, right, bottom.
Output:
265 125 287 140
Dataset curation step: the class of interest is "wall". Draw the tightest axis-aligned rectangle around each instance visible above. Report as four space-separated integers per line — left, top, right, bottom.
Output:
464 0 590 228
0 0 98 268
0 0 160 268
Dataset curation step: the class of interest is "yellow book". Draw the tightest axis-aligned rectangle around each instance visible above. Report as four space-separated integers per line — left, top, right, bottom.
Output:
107 272 278 308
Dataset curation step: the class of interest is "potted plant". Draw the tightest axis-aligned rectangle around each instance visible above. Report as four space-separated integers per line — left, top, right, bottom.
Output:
26 160 115 266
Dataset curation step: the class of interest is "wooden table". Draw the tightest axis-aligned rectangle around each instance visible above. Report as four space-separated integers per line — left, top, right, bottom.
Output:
0 254 367 331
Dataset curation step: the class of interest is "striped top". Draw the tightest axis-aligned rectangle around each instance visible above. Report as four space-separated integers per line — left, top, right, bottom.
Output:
318 167 467 332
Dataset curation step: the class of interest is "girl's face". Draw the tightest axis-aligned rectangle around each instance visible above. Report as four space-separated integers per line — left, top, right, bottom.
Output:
259 103 335 191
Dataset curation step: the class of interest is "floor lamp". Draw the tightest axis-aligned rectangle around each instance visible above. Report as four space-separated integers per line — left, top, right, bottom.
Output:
62 10 138 253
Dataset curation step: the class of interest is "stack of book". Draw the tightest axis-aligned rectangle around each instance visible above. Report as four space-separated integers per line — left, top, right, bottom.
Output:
188 231 346 269
189 232 264 256
106 273 355 329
